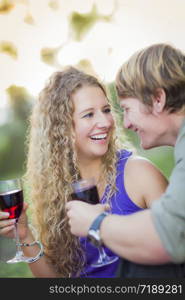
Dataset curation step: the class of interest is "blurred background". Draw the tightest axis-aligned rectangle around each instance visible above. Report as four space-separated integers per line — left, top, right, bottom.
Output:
0 0 184 277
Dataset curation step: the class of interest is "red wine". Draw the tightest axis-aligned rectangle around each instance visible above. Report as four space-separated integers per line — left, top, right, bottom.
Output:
71 185 99 205
0 189 23 219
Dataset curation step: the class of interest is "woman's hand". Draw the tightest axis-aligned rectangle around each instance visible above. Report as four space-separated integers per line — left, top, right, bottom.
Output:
0 202 29 240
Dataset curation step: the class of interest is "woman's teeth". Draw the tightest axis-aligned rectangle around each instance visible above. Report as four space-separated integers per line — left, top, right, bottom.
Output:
90 134 107 140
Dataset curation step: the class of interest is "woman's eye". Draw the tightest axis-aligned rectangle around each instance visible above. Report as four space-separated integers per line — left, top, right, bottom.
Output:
104 108 111 113
83 112 93 118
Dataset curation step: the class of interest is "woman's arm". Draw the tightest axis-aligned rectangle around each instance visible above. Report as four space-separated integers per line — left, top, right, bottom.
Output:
124 156 168 208
20 229 59 278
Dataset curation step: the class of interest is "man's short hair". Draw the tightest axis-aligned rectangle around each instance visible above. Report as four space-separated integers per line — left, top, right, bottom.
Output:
116 43 185 113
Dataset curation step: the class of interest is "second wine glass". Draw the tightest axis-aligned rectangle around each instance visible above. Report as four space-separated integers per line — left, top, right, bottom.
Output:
71 177 118 267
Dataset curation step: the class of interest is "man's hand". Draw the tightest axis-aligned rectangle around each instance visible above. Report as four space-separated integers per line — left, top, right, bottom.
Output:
66 201 109 237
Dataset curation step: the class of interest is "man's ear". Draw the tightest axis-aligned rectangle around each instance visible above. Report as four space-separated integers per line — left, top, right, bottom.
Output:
152 88 166 114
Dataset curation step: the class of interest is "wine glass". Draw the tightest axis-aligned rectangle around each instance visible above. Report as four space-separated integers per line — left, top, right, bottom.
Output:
71 177 118 267
0 178 31 263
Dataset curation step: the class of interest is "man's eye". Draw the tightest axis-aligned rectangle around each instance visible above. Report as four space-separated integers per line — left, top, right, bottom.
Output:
121 107 128 113
83 112 93 118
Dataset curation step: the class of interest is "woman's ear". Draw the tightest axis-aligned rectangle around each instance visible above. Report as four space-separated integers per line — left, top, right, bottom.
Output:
71 125 76 143
152 88 166 114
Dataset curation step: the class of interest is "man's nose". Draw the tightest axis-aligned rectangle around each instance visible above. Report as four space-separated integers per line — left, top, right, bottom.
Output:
123 116 132 129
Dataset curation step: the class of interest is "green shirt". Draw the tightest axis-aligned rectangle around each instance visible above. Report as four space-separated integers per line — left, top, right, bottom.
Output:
151 118 185 263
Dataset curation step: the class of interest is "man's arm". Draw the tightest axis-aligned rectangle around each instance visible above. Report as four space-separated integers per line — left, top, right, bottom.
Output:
100 209 172 264
66 201 172 264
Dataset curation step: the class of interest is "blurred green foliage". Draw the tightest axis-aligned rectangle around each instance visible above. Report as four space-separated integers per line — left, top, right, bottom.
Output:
0 0 14 14
69 4 113 41
0 41 18 59
0 253 32 277
48 0 60 11
0 85 33 180
0 258 33 278
40 46 62 67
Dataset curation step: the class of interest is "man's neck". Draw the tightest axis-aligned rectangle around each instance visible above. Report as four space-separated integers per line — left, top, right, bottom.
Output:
170 113 185 145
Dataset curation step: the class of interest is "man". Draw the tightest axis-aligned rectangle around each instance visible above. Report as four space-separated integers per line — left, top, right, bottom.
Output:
66 43 185 264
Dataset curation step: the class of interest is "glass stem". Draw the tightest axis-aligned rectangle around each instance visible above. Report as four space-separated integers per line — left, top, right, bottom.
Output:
97 246 107 262
14 220 22 254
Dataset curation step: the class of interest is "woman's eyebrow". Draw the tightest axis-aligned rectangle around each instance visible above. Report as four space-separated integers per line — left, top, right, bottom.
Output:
78 104 110 115
78 107 94 115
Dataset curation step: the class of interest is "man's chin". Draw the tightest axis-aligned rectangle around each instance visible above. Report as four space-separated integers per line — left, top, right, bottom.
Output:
140 141 152 150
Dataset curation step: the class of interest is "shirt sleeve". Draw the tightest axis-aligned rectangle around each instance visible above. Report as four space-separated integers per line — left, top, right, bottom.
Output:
151 129 185 263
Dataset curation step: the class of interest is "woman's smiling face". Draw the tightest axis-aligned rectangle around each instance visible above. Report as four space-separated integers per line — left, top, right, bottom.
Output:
72 85 114 161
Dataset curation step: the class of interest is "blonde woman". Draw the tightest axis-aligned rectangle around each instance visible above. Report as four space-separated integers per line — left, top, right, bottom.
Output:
0 67 172 277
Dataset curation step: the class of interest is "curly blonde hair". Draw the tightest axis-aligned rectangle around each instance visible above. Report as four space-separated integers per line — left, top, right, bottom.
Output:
25 67 120 277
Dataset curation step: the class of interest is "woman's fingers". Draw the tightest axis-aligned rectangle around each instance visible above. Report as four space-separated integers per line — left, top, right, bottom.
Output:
22 202 29 212
0 224 15 235
0 211 15 237
0 204 29 239
0 218 15 228
0 211 10 220
0 217 15 237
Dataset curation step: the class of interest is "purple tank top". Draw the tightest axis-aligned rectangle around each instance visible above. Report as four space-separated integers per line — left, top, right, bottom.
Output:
80 150 143 278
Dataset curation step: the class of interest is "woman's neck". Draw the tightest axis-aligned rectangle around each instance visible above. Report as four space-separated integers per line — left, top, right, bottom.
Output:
77 158 106 200
78 158 102 183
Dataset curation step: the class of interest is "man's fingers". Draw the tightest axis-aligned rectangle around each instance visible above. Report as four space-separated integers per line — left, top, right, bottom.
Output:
65 200 79 211
104 203 111 211
66 201 109 213
65 202 72 211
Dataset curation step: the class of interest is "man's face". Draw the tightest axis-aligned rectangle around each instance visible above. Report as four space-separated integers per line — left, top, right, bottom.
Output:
120 97 170 149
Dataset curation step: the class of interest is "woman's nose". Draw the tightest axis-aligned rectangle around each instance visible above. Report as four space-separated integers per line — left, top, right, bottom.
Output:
96 112 113 128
